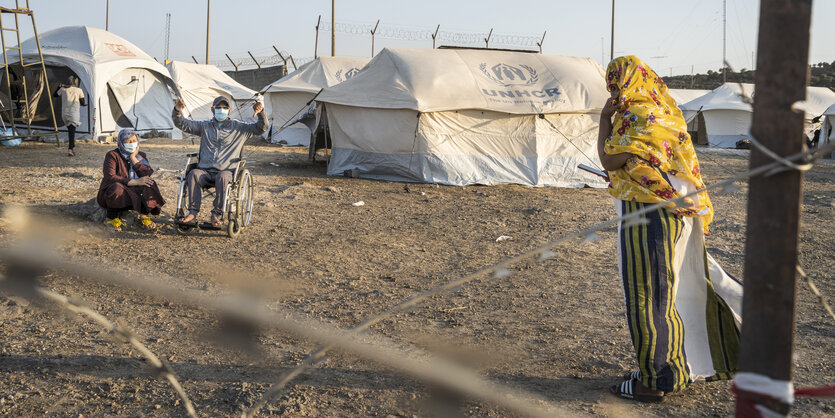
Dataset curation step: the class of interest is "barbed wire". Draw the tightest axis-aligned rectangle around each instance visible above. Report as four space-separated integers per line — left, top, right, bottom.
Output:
242 135 835 415
318 21 541 47
0 246 566 418
1 125 832 416
797 266 835 322
0 269 196 417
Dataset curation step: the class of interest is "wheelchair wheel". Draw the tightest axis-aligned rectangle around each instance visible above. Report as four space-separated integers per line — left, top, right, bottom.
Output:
225 168 252 239
238 169 254 227
226 218 240 239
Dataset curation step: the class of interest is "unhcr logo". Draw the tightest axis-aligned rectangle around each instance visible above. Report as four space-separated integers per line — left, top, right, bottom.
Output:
479 63 538 87
335 67 362 82
477 62 559 100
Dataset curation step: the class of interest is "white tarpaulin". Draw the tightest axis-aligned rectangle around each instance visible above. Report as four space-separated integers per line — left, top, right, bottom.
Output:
668 89 710 126
166 61 257 121
261 56 369 146
820 103 835 156
680 83 835 148
15 26 176 141
316 48 610 187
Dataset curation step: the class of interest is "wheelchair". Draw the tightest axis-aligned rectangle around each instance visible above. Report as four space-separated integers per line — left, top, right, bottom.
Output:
174 152 254 238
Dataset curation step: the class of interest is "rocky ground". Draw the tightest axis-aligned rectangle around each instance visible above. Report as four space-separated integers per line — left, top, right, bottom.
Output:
0 138 833 417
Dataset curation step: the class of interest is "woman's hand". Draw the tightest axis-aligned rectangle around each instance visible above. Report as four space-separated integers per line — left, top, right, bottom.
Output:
128 176 154 187
601 98 619 120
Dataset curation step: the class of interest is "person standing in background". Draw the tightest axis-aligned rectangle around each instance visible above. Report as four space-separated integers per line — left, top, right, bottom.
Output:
55 75 86 156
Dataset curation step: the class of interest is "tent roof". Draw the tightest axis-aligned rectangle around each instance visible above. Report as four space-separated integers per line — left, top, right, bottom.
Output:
680 82 835 118
668 89 710 107
824 102 835 116
260 56 371 94
166 61 257 100
679 83 755 112
21 26 167 73
315 48 608 114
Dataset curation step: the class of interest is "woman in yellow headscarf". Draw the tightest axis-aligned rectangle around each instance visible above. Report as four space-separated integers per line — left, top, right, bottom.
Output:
598 56 743 402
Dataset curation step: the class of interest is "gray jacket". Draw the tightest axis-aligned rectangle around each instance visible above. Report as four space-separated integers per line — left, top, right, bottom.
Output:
172 108 268 170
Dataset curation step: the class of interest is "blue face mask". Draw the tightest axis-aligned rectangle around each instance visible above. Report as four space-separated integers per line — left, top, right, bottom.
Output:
123 142 138 153
214 108 229 122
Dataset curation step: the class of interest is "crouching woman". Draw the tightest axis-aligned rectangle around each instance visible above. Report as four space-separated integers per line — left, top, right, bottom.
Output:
97 129 165 231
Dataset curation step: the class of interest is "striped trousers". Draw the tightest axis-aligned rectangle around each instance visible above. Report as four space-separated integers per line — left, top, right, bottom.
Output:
619 200 690 392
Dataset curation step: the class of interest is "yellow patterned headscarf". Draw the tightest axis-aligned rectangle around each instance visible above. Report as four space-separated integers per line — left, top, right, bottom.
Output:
604 56 713 234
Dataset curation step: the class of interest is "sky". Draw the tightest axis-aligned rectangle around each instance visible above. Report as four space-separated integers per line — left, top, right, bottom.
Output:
13 0 835 76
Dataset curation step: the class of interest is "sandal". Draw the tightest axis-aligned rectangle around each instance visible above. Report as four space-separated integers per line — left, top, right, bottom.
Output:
67 149 75 157
137 215 157 230
610 378 665 403
210 215 223 228
623 370 641 381
105 218 123 232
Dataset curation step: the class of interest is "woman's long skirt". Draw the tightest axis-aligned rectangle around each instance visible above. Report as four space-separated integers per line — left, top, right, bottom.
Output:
616 200 743 392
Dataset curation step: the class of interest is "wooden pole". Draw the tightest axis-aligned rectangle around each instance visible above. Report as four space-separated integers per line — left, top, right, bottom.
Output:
205 0 210 64
272 46 288 77
610 0 615 61
331 0 335 56
537 31 546 54
432 24 440 49
314 15 321 59
247 51 261 69
370 19 379 57
484 28 492 49
225 54 238 71
105 0 109 31
723 0 727 83
736 0 812 415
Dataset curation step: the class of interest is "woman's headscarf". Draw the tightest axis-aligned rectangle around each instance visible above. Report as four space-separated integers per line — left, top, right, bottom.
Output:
604 55 713 234
116 128 150 180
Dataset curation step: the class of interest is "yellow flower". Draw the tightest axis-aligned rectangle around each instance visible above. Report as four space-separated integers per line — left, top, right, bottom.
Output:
108 218 122 228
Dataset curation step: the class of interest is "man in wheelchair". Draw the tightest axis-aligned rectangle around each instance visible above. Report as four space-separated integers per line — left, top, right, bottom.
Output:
173 96 267 228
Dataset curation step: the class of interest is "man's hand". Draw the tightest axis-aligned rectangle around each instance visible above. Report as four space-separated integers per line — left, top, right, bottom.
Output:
128 176 154 187
601 98 619 120
175 98 185 112
253 101 263 115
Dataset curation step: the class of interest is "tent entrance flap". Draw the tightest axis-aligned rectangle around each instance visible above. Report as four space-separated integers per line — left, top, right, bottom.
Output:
106 68 175 131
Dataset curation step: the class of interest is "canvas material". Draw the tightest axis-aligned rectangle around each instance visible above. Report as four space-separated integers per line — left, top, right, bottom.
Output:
260 56 371 94
679 83 835 148
316 48 610 115
326 105 607 187
166 61 257 121
17 26 177 138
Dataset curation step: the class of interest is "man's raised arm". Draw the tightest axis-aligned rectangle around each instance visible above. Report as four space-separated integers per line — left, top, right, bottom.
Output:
172 98 204 136
240 101 269 137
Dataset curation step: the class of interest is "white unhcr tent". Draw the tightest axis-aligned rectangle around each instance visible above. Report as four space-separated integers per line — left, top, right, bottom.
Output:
260 56 370 146
668 89 710 142
668 89 709 122
316 48 610 187
10 26 177 141
166 61 258 122
680 83 835 148
820 103 835 156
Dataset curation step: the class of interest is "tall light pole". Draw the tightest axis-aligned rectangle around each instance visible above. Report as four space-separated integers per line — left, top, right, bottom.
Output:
722 0 727 82
205 0 210 64
105 0 109 31
331 0 335 56
610 0 615 62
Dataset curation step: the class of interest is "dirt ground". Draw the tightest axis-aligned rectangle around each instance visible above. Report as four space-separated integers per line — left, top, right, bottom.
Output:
0 138 832 417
